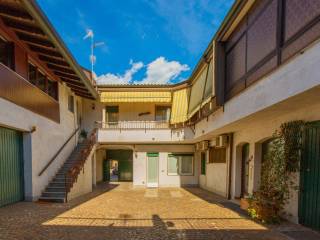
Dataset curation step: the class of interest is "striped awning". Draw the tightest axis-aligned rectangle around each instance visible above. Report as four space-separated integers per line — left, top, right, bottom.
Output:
171 88 189 124
100 91 172 103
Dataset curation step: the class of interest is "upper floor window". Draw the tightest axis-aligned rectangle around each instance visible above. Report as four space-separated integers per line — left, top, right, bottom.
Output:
68 95 74 113
155 106 171 121
106 106 119 123
28 62 58 100
220 0 320 101
0 37 14 70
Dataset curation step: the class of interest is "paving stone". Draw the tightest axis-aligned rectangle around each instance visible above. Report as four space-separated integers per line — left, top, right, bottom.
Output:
0 182 316 240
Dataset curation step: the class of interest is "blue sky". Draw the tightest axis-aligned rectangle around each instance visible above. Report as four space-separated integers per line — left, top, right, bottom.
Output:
37 0 234 85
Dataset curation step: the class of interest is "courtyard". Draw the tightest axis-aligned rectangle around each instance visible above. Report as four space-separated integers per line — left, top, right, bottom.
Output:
0 183 319 240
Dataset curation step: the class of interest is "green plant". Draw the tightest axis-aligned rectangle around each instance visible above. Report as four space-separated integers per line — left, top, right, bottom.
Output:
280 121 304 172
248 121 304 223
80 129 88 139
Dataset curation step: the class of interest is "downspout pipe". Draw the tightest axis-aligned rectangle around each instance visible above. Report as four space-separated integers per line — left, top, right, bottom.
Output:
227 133 234 200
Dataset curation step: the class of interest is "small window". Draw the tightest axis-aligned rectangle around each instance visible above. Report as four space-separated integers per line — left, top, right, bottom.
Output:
168 154 194 176
68 95 74 113
106 106 119 123
201 152 206 175
28 63 37 86
48 79 58 100
0 37 14 69
209 147 226 163
155 106 171 121
37 70 47 92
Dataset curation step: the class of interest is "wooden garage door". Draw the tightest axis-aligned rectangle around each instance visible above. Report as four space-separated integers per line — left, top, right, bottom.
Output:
0 126 24 207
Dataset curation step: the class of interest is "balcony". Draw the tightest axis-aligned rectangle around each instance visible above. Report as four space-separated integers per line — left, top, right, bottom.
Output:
0 63 60 122
96 121 192 143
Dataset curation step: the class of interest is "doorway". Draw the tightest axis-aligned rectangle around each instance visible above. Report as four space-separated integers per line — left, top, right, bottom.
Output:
104 150 133 182
147 153 159 187
241 143 249 197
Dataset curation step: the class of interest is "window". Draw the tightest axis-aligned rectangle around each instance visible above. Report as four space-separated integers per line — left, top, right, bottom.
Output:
106 106 119 123
155 106 171 121
37 70 46 92
28 63 58 100
68 95 74 113
0 37 14 69
168 154 194 176
28 63 37 86
221 0 320 101
47 79 58 100
209 147 226 163
201 152 206 175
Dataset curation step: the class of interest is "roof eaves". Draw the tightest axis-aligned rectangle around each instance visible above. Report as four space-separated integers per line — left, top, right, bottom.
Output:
21 0 99 99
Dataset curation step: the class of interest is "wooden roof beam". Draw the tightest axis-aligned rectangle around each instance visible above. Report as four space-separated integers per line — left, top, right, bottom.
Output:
28 44 63 58
59 77 82 85
54 71 80 81
46 63 74 74
39 55 69 67
17 32 55 48
3 18 45 36
0 5 33 21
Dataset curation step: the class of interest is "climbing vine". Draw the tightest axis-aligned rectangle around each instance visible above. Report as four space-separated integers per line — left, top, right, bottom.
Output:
248 120 305 223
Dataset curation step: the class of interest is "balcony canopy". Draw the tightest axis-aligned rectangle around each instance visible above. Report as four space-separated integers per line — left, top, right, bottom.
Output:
100 91 172 103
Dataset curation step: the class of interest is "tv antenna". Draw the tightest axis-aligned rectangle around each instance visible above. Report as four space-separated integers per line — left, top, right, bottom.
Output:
83 29 105 80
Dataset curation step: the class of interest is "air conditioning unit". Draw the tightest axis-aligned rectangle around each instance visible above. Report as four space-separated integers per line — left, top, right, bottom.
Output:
215 135 228 148
196 141 209 151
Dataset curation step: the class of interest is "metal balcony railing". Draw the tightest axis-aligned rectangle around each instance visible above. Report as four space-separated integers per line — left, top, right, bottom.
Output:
96 121 170 130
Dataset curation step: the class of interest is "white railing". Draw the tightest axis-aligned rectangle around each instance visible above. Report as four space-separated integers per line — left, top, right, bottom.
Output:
96 121 170 130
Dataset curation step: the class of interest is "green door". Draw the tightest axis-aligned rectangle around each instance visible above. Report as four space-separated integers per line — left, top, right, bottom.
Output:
103 159 110 181
106 150 133 181
241 143 250 197
0 127 24 207
147 153 159 187
299 122 320 230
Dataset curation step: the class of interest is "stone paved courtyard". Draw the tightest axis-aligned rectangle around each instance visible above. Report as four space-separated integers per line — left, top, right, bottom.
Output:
0 183 319 240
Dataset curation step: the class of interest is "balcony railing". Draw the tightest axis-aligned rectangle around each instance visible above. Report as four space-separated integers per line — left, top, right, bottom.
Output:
96 121 170 130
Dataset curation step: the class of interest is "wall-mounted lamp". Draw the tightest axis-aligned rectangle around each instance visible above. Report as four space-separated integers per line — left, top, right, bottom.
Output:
30 126 37 133
92 103 96 110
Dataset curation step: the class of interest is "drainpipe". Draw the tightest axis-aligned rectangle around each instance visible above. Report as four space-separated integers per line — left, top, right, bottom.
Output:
227 133 234 200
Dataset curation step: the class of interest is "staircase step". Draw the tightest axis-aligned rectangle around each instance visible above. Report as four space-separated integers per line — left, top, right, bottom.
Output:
46 186 66 192
38 196 65 203
39 139 94 203
42 191 66 198
49 182 66 187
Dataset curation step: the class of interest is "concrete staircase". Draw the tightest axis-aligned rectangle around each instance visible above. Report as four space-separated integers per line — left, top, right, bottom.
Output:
38 141 91 203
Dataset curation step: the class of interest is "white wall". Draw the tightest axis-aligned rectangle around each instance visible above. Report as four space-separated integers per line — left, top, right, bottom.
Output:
67 148 94 201
230 100 320 223
98 128 191 143
0 82 81 200
132 144 197 187
95 148 106 183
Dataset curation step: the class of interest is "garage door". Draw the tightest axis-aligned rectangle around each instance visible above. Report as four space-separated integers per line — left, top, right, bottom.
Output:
0 126 24 207
299 121 320 231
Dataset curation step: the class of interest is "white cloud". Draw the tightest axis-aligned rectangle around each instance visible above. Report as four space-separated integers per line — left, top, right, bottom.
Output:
96 60 144 85
137 57 189 84
97 57 189 85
